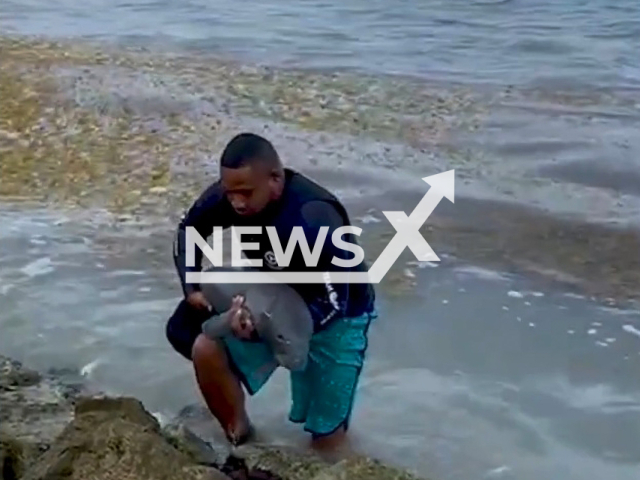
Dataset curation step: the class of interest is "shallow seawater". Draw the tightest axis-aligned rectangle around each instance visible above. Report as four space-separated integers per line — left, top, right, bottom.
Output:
1 203 640 480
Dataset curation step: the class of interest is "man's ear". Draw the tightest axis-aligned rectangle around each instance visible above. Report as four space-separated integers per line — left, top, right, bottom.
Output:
269 167 283 181
268 168 284 199
268 168 284 188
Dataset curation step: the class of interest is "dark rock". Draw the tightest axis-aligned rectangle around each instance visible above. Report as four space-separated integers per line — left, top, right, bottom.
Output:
0 352 428 480
162 422 221 467
0 356 74 449
232 444 329 480
5 368 41 388
311 456 424 480
219 455 284 480
0 432 25 480
21 396 230 480
0 358 41 389
72 395 161 431
176 403 209 421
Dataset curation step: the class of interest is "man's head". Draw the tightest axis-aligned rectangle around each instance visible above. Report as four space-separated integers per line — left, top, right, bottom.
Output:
219 133 285 216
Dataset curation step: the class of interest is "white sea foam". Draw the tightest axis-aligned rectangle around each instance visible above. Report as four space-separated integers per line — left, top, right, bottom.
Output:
80 358 102 378
20 257 55 278
453 266 510 282
622 324 640 338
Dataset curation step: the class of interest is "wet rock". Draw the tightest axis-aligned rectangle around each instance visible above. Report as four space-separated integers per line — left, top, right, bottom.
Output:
311 456 424 480
72 396 162 429
0 357 42 388
218 455 283 480
0 356 75 449
230 445 427 480
232 444 329 480
21 396 230 480
162 422 222 466
1 353 428 480
0 432 26 480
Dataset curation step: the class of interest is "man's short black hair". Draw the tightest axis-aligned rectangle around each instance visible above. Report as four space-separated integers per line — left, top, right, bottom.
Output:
220 132 281 169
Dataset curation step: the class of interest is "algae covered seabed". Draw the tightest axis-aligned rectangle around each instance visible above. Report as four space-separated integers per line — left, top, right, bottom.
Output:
1 34 640 302
0 34 480 211
2 34 640 480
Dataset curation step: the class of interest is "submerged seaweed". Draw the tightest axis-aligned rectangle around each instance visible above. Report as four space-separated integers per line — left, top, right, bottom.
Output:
0 35 484 218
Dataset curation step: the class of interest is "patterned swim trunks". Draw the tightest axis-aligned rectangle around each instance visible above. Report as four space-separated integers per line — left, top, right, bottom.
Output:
221 309 377 437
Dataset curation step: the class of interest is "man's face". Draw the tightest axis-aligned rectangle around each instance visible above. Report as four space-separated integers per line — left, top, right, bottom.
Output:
220 164 281 216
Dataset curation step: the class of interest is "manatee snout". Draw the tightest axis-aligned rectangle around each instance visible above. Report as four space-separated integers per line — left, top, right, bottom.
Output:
272 340 309 371
278 354 308 372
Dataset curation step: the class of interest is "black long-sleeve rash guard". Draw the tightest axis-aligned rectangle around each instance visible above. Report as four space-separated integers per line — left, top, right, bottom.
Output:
295 200 353 328
172 171 374 332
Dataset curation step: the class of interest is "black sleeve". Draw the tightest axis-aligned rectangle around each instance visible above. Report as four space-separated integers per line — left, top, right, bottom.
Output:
299 201 353 330
172 182 231 297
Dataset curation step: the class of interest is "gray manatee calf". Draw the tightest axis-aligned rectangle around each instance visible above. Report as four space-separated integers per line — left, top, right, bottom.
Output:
198 267 314 372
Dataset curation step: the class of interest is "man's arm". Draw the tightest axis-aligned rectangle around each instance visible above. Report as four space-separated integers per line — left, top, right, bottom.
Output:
172 182 229 297
299 201 355 330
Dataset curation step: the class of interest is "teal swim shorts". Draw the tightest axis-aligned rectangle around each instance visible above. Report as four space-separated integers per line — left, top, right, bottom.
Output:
220 309 378 438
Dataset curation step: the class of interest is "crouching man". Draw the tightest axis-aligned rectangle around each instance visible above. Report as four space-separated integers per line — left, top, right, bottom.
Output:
165 132 376 453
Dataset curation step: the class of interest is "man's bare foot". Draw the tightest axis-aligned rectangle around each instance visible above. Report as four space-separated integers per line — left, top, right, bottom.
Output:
309 426 355 461
227 418 256 446
192 334 253 446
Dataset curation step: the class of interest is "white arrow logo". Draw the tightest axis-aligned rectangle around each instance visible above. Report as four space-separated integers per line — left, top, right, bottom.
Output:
366 169 454 283
187 169 454 284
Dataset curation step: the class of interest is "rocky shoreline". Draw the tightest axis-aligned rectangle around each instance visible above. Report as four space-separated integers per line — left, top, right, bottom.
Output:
0 354 425 480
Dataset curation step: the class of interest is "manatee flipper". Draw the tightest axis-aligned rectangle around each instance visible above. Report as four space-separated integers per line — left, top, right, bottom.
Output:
199 282 249 312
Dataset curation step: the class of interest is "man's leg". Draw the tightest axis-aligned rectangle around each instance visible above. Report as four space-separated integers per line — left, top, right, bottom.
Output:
191 334 250 443
166 295 280 444
166 300 270 443
289 310 377 454
192 331 279 444
167 300 242 433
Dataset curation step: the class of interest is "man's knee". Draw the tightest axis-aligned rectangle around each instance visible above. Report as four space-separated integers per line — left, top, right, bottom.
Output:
191 333 228 368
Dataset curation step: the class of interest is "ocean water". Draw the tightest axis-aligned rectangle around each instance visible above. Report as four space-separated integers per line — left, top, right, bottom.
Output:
1 0 639 90
1 1 640 480
1 205 640 480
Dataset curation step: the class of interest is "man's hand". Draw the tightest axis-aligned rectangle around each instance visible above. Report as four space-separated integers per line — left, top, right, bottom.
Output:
228 295 254 340
186 291 212 311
